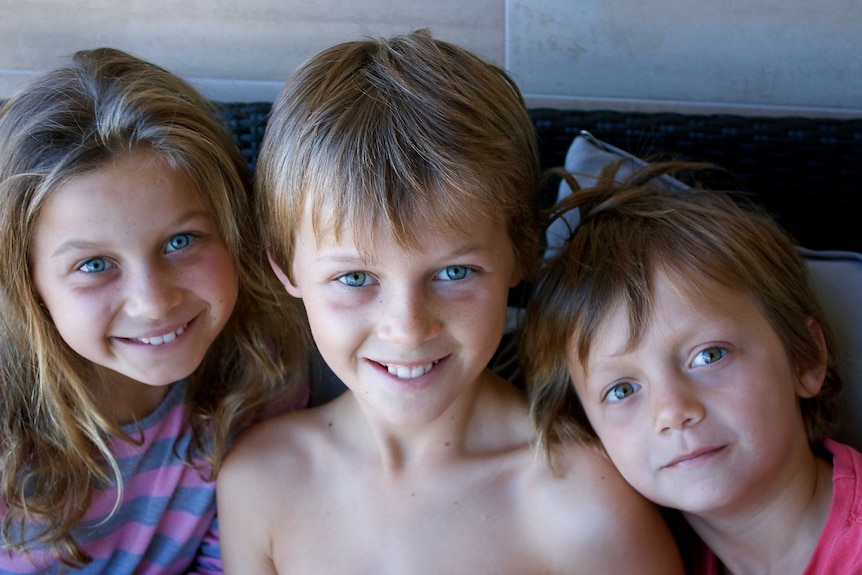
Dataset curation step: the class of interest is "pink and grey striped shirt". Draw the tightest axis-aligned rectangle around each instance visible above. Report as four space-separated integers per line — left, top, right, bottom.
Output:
1 379 299 574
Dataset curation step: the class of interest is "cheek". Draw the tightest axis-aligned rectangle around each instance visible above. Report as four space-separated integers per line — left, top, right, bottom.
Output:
579 403 645 466
48 302 104 355
305 296 362 343
200 251 240 306
596 432 652 492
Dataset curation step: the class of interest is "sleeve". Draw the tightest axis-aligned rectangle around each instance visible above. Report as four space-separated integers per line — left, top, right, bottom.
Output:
186 514 223 575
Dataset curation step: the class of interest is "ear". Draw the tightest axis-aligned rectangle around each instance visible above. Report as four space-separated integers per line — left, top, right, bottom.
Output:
795 317 828 399
509 266 523 289
509 248 524 288
268 252 302 298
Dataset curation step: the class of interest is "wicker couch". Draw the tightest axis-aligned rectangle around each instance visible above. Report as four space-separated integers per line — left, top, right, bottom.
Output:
217 103 862 253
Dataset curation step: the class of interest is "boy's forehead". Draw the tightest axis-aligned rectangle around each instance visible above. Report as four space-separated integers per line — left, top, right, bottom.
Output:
303 194 501 247
296 200 509 267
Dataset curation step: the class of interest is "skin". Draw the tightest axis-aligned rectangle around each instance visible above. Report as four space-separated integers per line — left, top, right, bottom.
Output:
30 147 238 423
567 267 834 574
217 205 684 575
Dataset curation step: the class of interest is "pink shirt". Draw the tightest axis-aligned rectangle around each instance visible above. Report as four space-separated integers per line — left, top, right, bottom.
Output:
699 439 862 574
0 378 309 574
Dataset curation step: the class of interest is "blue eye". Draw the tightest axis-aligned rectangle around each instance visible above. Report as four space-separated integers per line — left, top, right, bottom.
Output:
338 271 371 287
692 346 727 367
435 265 472 281
166 233 193 252
79 257 111 274
604 381 640 402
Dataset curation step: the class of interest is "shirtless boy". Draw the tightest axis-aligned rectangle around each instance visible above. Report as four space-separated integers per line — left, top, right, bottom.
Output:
217 29 684 575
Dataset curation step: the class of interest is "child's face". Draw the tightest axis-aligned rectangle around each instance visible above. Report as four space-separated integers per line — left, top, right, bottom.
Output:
566 268 823 518
30 147 238 390
276 204 520 425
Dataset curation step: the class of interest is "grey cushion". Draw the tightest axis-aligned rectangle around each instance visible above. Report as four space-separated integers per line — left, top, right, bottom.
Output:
801 249 862 448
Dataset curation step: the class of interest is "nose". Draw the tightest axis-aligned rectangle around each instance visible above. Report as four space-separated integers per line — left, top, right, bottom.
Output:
651 375 706 434
123 263 183 320
377 285 441 347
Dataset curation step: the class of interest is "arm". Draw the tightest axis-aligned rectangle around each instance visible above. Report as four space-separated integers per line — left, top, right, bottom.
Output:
216 447 280 575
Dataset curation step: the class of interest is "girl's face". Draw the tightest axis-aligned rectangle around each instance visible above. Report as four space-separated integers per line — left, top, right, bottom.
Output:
30 147 238 411
566 268 825 520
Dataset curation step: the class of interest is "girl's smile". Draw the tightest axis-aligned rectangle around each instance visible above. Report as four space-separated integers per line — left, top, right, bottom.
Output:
30 147 238 393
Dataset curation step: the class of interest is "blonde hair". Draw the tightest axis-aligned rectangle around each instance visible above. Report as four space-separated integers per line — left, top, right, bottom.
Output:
522 161 841 455
257 28 540 285
0 48 307 565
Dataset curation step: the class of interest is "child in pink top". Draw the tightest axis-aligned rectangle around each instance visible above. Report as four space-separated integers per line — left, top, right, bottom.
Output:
521 160 862 574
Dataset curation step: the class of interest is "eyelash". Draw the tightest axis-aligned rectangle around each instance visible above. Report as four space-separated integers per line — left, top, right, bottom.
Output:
338 271 372 287
166 232 196 252
74 233 198 274
336 264 477 287
434 265 474 281
78 257 113 274
692 346 728 367
603 381 640 403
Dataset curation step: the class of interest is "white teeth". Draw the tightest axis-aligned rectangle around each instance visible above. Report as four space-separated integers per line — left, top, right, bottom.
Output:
386 361 436 380
133 325 185 346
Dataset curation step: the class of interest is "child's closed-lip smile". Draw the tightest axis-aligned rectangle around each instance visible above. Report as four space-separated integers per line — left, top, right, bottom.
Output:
662 445 727 469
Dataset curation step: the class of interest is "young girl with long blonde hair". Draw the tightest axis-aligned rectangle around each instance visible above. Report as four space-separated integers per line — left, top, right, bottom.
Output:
0 47 307 573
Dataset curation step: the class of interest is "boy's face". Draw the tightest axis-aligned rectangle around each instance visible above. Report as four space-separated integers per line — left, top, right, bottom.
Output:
275 204 520 425
566 268 824 519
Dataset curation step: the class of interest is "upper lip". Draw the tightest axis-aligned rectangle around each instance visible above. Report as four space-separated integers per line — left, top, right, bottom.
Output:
662 445 725 469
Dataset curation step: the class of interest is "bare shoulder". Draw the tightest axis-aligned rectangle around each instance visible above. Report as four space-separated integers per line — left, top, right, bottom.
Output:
216 398 350 574
217 395 354 525
527 442 685 575
220 398 345 485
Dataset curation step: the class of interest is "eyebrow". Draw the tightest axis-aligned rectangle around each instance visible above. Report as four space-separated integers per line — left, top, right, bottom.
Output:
49 209 214 258
315 242 491 266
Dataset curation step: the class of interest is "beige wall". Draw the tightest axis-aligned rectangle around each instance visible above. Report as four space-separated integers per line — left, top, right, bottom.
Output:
506 0 861 117
1 0 859 116
0 0 504 102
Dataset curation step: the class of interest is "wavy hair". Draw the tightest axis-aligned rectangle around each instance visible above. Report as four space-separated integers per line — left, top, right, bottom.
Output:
0 48 307 565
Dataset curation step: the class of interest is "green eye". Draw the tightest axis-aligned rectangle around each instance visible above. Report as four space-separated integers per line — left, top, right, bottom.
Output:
604 381 639 402
692 347 727 367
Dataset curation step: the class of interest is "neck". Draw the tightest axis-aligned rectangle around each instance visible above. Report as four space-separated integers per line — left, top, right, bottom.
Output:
686 450 833 575
95 368 173 425
346 369 529 474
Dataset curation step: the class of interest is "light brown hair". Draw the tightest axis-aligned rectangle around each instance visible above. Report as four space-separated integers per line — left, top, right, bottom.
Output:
522 161 841 454
256 28 540 285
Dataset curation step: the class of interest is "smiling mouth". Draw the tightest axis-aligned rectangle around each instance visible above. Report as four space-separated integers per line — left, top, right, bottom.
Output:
383 360 440 380
664 446 726 468
129 323 188 346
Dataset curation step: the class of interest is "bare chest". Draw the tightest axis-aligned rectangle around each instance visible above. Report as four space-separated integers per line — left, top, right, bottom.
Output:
269 464 553 574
